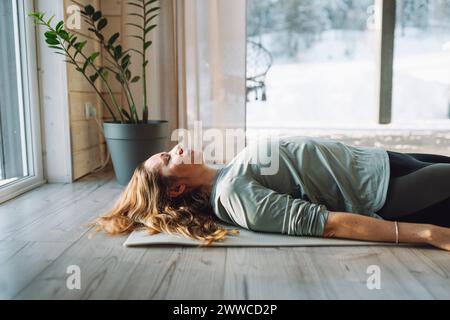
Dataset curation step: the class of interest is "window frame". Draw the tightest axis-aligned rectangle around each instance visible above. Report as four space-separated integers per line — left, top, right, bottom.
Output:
0 0 45 204
376 0 396 124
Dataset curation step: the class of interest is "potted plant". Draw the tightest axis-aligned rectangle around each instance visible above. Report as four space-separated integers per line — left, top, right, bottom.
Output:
29 1 169 186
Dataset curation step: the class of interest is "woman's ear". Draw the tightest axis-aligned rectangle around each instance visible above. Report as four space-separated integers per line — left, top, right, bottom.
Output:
169 183 186 198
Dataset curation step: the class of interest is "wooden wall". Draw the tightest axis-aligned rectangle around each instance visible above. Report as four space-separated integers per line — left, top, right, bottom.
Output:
63 0 124 180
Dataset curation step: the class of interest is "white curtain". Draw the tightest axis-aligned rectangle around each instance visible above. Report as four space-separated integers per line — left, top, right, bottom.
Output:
130 0 247 161
174 0 247 162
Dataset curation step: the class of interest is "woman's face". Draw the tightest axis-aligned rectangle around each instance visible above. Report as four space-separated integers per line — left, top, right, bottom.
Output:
144 143 204 180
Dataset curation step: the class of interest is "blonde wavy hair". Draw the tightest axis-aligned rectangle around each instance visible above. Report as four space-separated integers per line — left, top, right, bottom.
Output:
91 163 238 245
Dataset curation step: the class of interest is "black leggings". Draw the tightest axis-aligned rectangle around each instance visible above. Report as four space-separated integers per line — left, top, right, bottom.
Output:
376 151 450 227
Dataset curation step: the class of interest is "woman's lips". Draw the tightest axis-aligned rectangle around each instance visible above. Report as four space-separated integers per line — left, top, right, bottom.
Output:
178 144 203 164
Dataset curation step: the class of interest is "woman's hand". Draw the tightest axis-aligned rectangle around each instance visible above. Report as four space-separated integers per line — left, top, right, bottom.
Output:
427 225 450 251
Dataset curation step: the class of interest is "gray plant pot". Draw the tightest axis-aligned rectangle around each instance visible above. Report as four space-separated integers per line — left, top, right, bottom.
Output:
103 120 170 186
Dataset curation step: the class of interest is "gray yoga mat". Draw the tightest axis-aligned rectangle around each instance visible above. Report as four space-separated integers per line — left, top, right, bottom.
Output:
124 225 392 247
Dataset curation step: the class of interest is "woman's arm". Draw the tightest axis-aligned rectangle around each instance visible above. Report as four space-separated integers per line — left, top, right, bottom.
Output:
324 211 450 251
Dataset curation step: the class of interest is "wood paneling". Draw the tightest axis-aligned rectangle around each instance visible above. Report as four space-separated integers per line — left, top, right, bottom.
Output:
71 120 101 152
99 0 122 15
69 92 98 121
72 145 101 179
64 0 124 180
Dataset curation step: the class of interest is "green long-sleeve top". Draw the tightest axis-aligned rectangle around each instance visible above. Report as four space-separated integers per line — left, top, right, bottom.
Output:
209 136 391 237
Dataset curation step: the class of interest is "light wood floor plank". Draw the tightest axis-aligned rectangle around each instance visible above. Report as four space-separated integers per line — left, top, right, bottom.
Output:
0 170 114 241
7 178 120 243
0 241 68 299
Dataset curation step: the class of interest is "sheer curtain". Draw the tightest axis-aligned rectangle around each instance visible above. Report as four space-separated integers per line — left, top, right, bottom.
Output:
136 0 246 162
180 0 246 129
173 0 247 162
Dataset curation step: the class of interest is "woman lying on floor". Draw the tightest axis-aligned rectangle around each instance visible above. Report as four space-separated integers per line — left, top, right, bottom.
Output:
93 136 450 251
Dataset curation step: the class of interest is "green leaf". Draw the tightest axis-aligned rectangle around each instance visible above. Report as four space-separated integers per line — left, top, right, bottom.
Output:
115 73 124 84
82 59 90 73
128 2 144 10
114 45 123 59
48 45 63 50
145 14 158 27
47 15 55 25
89 52 100 63
28 12 41 18
55 21 64 33
94 31 105 41
121 54 130 63
74 41 87 52
126 23 144 30
69 36 78 47
92 11 102 22
97 18 108 31
144 24 157 35
121 54 131 69
145 0 159 7
59 30 70 41
45 31 57 39
131 76 140 83
90 73 99 82
144 41 152 50
108 33 120 47
45 38 60 45
146 6 160 15
122 61 130 70
125 69 131 81
84 5 95 16
128 13 144 19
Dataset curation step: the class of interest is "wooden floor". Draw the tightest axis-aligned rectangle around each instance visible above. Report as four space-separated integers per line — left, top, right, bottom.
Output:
1 167 449 300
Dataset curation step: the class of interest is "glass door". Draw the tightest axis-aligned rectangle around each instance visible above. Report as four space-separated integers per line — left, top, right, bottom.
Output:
0 0 44 203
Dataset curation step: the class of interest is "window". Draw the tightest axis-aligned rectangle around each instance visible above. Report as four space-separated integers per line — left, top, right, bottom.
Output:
393 0 450 124
246 0 450 131
247 0 377 129
0 0 44 204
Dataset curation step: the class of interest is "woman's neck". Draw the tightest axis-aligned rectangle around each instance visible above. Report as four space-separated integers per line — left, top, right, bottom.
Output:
198 165 219 195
